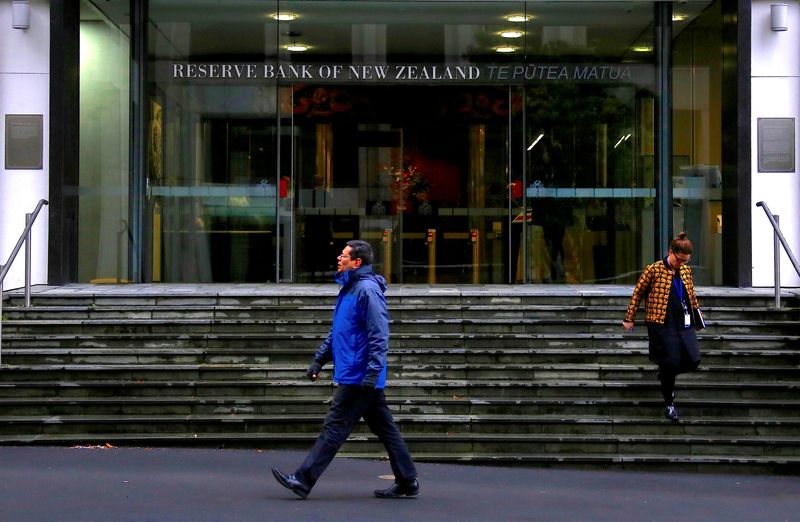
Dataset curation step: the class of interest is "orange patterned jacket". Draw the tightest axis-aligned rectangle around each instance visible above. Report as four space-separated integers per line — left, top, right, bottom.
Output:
624 259 700 325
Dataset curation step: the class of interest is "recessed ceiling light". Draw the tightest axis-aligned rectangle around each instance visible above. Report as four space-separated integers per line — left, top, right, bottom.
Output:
285 43 309 52
506 14 532 23
495 45 518 53
632 46 652 53
272 12 298 21
500 30 524 39
672 13 688 21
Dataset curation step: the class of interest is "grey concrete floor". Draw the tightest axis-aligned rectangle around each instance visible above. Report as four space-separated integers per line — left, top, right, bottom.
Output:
0 446 797 522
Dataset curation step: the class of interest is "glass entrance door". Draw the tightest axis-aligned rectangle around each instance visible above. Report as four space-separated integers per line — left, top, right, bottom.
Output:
147 114 280 283
517 83 655 284
289 85 510 284
132 0 724 285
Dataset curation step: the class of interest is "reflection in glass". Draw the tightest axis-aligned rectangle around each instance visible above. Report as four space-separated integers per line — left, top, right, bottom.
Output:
519 82 654 284
147 1 281 282
130 0 722 284
672 0 723 285
79 0 130 282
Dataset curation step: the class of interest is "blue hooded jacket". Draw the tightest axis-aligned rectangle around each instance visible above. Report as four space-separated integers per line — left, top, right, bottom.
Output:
313 265 389 388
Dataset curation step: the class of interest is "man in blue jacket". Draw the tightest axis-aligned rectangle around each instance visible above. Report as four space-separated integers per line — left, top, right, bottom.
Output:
272 240 419 499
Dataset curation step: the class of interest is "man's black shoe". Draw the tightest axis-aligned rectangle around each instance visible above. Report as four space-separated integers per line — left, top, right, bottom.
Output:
374 479 420 499
271 467 310 499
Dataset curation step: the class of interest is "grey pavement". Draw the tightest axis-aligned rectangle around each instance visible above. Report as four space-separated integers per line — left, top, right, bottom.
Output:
0 446 797 522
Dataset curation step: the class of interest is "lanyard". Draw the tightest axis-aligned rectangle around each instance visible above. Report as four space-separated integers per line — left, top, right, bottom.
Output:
674 273 691 328
673 275 685 305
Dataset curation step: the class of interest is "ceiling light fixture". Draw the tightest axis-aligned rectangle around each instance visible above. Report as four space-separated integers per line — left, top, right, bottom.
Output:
632 46 652 53
506 14 532 23
613 133 632 148
527 133 545 151
672 13 688 22
495 45 518 53
271 12 298 21
500 30 524 39
285 43 309 52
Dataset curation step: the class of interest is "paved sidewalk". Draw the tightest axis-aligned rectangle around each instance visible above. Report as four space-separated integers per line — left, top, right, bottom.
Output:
0 446 797 522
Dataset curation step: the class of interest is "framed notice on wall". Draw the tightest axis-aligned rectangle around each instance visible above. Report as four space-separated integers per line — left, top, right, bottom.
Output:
5 114 43 170
757 118 795 173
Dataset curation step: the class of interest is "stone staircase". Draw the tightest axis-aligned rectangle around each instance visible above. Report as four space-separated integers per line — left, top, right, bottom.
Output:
1 284 799 473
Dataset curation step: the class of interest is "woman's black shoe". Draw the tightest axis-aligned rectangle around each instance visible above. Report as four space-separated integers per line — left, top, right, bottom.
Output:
665 404 679 421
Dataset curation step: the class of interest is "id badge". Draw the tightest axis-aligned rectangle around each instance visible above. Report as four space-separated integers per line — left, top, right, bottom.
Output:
684 310 692 328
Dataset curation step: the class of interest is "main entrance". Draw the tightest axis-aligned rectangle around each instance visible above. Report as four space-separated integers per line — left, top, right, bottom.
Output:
289 85 512 284
76 0 727 286
287 82 654 285
143 81 656 284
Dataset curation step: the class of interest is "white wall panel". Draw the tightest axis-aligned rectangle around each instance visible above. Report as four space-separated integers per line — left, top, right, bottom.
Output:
751 1 800 287
0 0 50 289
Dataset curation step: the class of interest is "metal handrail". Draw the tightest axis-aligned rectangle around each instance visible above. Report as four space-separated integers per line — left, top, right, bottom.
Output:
0 199 49 365
756 201 800 309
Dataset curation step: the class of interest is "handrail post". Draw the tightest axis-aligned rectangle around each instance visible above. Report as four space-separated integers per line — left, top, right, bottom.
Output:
25 213 32 308
774 215 781 309
0 199 49 367
756 201 800 310
756 201 800 277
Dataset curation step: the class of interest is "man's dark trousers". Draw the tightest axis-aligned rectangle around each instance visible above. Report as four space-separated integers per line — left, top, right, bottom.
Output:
295 384 417 489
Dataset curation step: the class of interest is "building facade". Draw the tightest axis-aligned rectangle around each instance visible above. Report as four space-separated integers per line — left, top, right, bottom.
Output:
1 0 798 288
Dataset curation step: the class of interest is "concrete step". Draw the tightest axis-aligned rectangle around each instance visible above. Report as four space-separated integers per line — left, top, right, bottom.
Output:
9 286 799 309
3 346 798 367
1 284 798 472
0 363 798 386
6 303 799 322
0 416 797 457
0 430 796 473
1 359 798 377
0 408 797 432
3 317 797 337
0 379 797 401
4 331 800 351
0 395 797 419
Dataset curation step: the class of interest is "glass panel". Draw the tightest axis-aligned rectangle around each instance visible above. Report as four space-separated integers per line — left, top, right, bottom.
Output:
79 1 131 282
672 0 722 285
519 83 655 283
517 2 657 283
280 1 522 283
147 0 281 282
290 85 510 283
136 1 682 284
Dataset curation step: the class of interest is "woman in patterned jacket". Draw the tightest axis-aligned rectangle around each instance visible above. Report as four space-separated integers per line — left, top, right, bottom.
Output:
622 232 704 421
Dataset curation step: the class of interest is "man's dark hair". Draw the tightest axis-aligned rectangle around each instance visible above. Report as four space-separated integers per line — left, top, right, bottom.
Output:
346 240 374 265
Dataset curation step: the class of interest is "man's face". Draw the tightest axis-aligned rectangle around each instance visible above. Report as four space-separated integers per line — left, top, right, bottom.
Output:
337 246 359 273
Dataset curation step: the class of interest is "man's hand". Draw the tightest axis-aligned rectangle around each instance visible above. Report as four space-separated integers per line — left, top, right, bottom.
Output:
306 360 322 382
361 372 378 391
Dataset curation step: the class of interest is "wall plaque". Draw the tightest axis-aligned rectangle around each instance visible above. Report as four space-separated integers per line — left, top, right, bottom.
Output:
5 114 43 170
757 118 795 173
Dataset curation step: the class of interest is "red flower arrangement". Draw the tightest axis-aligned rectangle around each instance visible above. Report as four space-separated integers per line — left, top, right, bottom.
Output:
383 162 429 213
